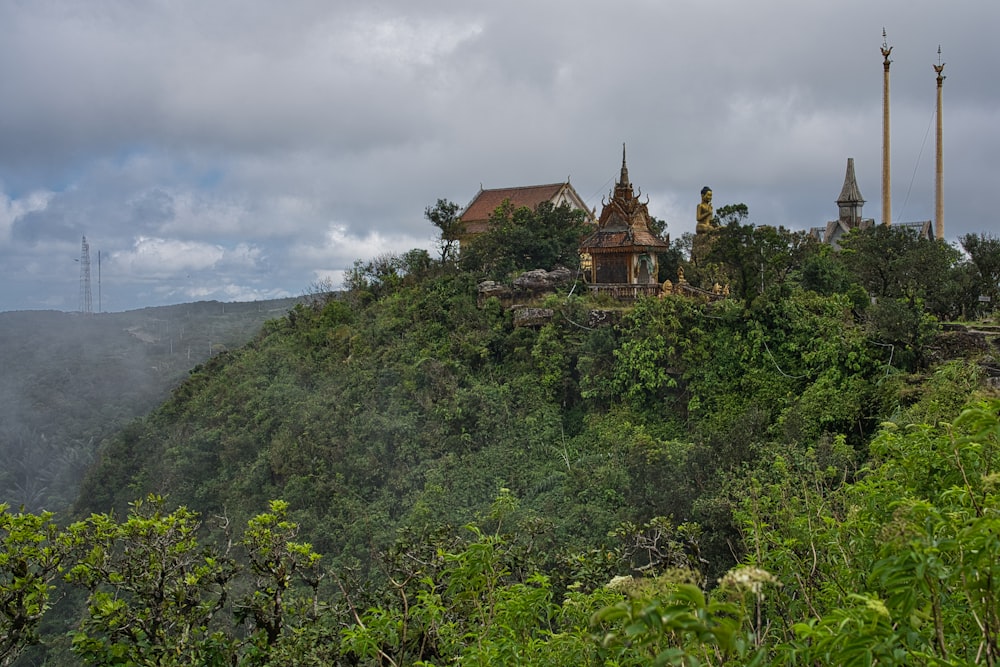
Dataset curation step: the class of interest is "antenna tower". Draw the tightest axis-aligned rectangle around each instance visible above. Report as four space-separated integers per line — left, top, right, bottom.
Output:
79 236 93 314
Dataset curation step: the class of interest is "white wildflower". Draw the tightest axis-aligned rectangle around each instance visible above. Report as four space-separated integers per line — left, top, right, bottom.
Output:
605 575 634 591
719 566 779 596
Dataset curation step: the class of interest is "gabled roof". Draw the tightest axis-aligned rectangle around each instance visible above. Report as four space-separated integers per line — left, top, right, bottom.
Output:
459 183 588 223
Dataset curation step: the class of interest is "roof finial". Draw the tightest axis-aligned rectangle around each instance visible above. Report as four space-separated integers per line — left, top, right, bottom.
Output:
881 27 892 64
619 142 630 186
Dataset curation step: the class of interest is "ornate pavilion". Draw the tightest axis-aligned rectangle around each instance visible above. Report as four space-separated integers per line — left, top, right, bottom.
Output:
579 147 669 297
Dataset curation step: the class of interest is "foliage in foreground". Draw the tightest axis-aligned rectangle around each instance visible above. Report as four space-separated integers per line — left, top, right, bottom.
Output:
2 400 1000 664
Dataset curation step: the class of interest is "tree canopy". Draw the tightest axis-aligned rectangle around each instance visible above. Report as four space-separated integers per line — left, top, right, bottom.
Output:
458 199 592 279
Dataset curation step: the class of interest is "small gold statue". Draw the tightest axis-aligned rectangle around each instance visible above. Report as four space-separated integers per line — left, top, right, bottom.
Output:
696 186 715 233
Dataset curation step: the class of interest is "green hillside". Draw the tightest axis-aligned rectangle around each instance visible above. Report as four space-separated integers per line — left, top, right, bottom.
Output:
5 212 1000 664
75 223 998 578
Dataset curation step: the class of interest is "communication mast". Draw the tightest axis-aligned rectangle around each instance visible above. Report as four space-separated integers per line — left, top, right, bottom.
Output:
79 235 93 314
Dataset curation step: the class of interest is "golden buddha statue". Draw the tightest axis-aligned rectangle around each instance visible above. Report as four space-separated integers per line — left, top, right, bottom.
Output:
696 187 715 233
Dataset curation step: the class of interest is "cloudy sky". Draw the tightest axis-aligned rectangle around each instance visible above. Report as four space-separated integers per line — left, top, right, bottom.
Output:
2 0 997 312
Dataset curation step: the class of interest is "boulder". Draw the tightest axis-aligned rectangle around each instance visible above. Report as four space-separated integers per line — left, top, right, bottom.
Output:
477 280 512 300
512 267 574 291
512 307 554 328
587 309 620 328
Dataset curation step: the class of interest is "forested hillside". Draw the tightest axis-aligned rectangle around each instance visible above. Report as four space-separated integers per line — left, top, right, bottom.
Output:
75 213 1000 571
4 203 1000 664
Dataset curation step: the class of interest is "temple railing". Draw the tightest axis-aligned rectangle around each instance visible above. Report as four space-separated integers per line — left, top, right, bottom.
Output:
585 282 728 302
674 283 727 301
585 283 663 300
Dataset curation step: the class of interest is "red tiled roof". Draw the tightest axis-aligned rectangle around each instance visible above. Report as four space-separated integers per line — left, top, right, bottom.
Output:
459 183 569 223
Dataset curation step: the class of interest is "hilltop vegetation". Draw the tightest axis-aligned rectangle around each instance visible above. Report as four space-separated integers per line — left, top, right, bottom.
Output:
4 201 1000 664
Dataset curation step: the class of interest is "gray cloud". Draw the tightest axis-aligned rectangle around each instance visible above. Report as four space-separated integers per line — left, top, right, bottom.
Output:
1 0 997 311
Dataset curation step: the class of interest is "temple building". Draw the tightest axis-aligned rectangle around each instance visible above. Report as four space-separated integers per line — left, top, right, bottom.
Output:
810 157 930 248
813 38 940 246
457 182 595 250
579 147 669 291
809 158 876 248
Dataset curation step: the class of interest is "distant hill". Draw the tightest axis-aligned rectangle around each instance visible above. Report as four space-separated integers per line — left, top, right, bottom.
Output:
0 297 304 512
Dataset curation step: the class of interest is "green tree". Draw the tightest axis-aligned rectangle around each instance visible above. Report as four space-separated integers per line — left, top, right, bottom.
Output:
835 226 967 367
656 236 687 284
342 522 612 666
344 253 404 299
62 495 236 666
399 247 433 282
459 200 590 279
713 203 749 227
426 198 464 263
737 400 1000 665
798 242 856 298
59 497 332 666
0 505 62 666
594 580 769 666
865 296 940 371
237 500 324 653
839 225 963 319
961 232 1000 315
648 214 669 241
610 295 694 409
703 218 815 303
343 249 435 303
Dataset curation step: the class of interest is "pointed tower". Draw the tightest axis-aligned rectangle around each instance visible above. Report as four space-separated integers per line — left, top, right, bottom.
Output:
837 158 866 226
579 145 669 291
612 143 635 208
934 47 946 240
881 29 893 226
809 158 874 248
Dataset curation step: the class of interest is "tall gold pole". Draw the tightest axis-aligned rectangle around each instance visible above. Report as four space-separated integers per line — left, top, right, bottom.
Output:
881 29 893 226
934 47 946 240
